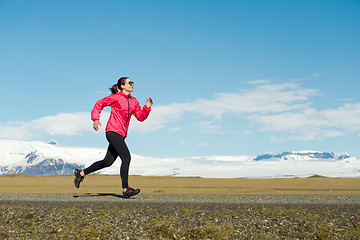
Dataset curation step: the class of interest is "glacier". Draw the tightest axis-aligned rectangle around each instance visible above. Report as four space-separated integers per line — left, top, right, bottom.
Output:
0 139 359 178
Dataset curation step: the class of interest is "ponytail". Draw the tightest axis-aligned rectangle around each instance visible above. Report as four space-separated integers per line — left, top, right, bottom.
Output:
109 77 129 94
109 84 118 94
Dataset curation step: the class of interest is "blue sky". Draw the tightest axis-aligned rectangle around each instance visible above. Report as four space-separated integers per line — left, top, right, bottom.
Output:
1 0 360 158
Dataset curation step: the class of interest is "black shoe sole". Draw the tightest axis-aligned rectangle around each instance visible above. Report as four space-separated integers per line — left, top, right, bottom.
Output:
123 189 140 198
74 169 84 188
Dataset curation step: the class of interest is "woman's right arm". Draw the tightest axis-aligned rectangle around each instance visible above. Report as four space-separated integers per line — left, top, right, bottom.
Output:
93 120 101 131
91 95 115 130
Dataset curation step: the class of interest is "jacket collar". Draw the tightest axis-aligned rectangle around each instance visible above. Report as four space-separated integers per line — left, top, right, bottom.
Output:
118 91 132 98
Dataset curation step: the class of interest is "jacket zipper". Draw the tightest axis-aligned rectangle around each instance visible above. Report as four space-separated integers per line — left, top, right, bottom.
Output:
126 96 130 127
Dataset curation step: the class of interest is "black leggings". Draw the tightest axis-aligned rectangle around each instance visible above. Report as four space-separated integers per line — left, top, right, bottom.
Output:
83 131 131 189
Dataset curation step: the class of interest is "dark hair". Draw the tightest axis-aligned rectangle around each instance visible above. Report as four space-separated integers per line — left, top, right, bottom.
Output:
109 77 128 94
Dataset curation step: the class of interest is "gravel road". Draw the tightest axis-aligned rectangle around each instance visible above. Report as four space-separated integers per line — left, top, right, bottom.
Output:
1 193 360 205
1 194 359 239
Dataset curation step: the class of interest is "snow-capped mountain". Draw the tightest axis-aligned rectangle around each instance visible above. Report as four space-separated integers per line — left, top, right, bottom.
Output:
0 139 102 175
0 139 359 178
254 151 350 161
1 151 84 175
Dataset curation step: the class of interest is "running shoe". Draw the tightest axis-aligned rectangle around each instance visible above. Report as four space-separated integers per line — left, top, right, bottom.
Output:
74 169 84 188
123 187 140 198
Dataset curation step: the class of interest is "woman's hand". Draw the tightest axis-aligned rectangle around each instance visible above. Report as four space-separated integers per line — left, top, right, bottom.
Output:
146 97 153 108
93 120 101 131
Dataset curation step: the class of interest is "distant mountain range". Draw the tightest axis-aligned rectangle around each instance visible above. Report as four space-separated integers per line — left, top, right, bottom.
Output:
254 151 350 161
0 139 359 178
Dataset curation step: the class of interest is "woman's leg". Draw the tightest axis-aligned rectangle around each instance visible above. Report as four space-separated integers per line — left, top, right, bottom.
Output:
83 143 118 175
74 134 121 188
105 131 131 189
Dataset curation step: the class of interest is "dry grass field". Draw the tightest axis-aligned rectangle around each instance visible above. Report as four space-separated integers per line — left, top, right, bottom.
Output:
0 174 359 194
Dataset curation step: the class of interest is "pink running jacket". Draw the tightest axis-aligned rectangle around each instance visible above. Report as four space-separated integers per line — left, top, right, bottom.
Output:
91 91 151 138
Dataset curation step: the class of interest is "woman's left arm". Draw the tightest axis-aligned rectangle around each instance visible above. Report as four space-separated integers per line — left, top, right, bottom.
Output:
133 98 152 122
146 97 153 108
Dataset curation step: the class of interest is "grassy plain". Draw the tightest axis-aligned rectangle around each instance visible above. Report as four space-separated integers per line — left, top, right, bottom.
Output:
0 174 359 194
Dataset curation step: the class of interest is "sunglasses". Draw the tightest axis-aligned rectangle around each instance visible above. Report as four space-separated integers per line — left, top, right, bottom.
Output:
128 81 134 86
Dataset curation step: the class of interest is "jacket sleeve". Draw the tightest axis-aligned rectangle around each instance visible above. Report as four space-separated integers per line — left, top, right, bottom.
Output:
91 95 115 121
132 99 151 122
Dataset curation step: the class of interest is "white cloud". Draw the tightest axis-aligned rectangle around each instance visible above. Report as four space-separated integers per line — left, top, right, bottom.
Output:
0 121 33 140
242 130 253 135
338 98 352 102
169 126 181 132
32 112 92 136
130 103 185 133
196 142 207 146
311 73 321 77
194 121 224 134
247 79 272 85
252 108 326 133
129 82 321 136
269 135 282 144
2 81 360 142
251 103 360 140
321 103 360 132
163 82 319 122
0 112 96 140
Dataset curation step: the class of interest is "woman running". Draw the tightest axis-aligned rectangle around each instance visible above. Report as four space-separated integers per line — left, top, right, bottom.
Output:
74 77 153 198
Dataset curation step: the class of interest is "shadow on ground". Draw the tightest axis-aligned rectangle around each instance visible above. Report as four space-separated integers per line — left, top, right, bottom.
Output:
73 193 129 199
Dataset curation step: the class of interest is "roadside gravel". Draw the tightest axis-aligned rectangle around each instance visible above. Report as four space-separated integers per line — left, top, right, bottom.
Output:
1 194 359 239
1 193 360 204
